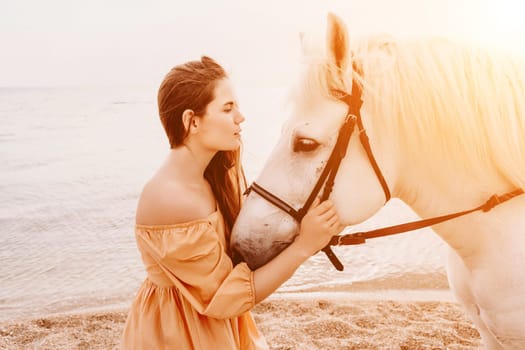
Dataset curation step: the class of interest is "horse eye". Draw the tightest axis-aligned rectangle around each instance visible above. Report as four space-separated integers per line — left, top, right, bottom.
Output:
293 138 320 152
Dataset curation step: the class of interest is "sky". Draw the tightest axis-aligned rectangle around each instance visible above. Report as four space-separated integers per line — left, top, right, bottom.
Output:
1 0 524 87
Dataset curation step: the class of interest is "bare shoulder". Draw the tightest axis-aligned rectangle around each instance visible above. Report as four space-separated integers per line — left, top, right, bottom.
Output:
135 174 215 225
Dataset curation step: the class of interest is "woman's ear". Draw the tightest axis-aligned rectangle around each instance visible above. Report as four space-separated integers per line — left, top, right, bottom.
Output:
182 109 195 133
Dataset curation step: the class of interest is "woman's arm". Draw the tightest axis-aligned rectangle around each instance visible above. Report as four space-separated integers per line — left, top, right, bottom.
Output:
252 200 341 303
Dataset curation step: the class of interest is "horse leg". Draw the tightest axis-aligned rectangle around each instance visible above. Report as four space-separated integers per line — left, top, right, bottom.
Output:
446 248 505 350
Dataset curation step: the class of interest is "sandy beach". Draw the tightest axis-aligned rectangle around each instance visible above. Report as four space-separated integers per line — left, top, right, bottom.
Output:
0 292 482 350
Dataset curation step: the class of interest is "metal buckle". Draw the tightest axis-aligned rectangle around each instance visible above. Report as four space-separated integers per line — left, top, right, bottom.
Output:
345 113 357 123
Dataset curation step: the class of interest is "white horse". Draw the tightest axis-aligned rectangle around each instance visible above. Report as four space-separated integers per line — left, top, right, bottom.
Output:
231 13 525 349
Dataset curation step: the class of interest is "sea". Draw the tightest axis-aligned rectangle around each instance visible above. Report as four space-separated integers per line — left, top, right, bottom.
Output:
0 85 448 323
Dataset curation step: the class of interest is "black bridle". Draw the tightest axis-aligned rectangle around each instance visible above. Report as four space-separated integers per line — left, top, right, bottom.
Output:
246 80 390 270
246 80 523 271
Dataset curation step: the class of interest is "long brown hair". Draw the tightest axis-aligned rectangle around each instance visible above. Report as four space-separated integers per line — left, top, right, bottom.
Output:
157 56 246 242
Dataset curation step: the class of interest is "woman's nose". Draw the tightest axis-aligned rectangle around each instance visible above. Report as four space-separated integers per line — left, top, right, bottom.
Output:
235 110 245 124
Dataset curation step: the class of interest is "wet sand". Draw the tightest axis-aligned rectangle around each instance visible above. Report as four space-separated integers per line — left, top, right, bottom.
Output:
0 292 481 350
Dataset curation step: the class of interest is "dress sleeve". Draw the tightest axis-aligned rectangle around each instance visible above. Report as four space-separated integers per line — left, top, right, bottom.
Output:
135 221 255 319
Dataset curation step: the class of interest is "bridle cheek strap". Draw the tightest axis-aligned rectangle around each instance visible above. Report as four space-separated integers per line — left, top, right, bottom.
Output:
246 82 392 271
245 113 359 222
245 115 358 271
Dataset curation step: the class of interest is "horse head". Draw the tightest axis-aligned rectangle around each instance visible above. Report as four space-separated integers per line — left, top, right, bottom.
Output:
231 13 398 269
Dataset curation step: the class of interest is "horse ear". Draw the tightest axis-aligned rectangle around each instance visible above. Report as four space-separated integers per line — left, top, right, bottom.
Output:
326 12 349 72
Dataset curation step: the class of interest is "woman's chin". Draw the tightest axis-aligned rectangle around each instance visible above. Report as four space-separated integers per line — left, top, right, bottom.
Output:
226 141 242 151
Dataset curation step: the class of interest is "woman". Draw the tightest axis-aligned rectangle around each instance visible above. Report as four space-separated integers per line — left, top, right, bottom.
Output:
121 56 341 349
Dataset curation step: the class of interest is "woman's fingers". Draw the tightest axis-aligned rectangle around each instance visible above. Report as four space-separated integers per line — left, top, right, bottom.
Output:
309 199 334 216
304 199 342 235
327 213 339 226
327 217 341 234
320 206 338 221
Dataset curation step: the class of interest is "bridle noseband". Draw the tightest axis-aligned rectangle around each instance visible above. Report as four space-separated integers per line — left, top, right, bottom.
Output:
245 80 524 271
246 80 391 270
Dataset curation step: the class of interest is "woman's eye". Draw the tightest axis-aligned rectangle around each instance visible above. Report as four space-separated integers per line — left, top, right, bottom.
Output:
293 138 320 152
224 102 235 112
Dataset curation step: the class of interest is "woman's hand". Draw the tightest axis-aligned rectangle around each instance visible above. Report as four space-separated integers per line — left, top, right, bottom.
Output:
292 199 342 256
252 199 343 303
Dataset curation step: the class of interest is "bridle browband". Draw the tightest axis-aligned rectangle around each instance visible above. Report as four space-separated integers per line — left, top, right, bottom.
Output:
246 79 524 271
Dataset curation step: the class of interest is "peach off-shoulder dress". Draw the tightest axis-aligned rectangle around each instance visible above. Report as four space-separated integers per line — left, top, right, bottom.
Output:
121 210 268 350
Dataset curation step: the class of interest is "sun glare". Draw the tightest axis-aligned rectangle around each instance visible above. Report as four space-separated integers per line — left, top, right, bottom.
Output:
463 0 525 51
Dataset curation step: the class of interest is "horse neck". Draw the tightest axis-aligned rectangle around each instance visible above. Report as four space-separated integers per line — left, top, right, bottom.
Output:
396 162 519 261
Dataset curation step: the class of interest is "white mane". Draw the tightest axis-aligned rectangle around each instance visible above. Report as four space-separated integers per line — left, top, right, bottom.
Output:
294 34 525 191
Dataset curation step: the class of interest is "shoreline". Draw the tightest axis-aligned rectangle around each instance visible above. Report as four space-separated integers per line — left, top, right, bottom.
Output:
0 271 451 324
0 287 454 326
272 288 456 302
0 290 482 350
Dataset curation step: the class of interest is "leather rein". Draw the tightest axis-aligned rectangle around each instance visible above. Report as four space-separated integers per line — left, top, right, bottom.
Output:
246 80 524 271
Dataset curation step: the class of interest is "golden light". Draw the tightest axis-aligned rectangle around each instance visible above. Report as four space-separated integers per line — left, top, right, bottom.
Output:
463 0 525 51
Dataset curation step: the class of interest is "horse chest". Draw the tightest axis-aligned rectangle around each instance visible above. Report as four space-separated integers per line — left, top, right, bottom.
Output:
446 237 525 347
451 252 525 348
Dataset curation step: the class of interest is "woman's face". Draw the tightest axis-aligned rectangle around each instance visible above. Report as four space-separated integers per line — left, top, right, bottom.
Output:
195 78 245 151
